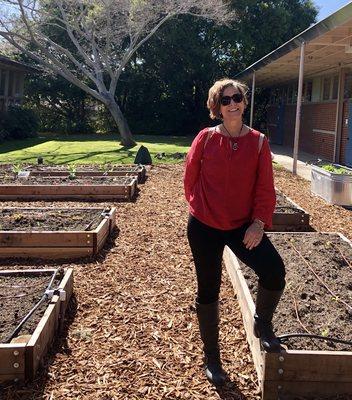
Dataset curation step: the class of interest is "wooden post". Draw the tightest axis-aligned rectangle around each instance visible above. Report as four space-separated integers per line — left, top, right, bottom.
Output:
334 66 346 163
293 42 305 175
250 71 256 128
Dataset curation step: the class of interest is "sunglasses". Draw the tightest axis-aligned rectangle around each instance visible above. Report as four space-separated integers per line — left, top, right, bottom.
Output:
220 92 244 106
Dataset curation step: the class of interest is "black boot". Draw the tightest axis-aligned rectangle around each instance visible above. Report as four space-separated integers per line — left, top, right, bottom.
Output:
253 285 284 353
196 301 226 386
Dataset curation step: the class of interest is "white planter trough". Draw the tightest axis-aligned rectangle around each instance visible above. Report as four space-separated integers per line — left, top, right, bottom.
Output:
311 164 352 206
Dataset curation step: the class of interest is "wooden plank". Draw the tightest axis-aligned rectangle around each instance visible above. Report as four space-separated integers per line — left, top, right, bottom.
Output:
0 269 56 276
223 246 264 382
58 268 73 318
25 302 60 380
0 247 93 259
26 268 73 380
271 190 311 231
0 344 26 378
262 379 352 400
109 207 117 230
265 351 352 382
95 220 110 254
0 232 92 247
0 194 129 200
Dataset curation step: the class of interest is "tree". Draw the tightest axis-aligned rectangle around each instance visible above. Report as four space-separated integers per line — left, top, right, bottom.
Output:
0 0 234 146
118 1 317 134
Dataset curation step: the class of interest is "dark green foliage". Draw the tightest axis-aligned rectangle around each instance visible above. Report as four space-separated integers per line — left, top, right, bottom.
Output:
0 106 39 140
25 73 94 134
119 1 317 134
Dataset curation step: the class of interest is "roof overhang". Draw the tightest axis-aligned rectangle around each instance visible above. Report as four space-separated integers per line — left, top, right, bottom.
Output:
0 55 39 73
237 1 352 87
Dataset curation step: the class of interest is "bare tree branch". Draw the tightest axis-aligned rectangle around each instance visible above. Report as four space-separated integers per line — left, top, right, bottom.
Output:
0 0 235 145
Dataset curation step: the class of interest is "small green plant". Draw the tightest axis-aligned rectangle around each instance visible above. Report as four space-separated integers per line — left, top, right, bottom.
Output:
321 328 329 337
13 213 24 222
12 163 23 174
320 164 352 175
67 165 77 180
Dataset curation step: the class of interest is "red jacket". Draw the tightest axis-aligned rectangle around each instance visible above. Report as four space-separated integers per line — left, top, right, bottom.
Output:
184 127 276 230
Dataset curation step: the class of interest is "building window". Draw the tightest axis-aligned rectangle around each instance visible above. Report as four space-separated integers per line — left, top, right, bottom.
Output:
305 80 313 102
322 77 331 100
344 73 352 98
332 75 339 99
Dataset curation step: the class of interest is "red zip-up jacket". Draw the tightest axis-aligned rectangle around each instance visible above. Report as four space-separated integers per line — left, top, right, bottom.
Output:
184 127 276 230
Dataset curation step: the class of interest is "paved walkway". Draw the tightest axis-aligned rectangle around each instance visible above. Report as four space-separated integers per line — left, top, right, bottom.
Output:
270 144 325 181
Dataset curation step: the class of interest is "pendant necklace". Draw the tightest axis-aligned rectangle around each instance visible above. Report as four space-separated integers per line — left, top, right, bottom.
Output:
222 123 244 151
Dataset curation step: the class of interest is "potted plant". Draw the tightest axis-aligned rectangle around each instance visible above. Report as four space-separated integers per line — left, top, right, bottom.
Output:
311 163 352 206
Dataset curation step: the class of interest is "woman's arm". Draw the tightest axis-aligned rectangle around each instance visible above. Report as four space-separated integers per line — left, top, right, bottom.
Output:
184 129 209 203
251 137 276 228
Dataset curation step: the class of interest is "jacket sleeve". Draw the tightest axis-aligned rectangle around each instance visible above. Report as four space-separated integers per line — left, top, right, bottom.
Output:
251 137 276 228
184 129 208 203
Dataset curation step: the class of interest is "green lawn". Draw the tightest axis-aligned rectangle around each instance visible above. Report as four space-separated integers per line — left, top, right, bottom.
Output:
0 133 193 165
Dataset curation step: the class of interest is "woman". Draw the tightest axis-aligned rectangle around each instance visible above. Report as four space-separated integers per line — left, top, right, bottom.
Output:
184 78 285 386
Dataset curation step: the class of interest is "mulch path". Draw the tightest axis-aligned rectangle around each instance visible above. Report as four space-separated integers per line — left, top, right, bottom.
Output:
0 164 351 400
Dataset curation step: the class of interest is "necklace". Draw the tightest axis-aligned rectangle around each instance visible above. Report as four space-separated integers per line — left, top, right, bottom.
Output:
222 123 244 151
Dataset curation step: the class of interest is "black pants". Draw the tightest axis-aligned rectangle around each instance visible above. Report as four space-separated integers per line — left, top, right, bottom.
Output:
187 215 286 305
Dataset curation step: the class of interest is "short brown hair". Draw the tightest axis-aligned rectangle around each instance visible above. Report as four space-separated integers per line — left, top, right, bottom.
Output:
207 78 249 120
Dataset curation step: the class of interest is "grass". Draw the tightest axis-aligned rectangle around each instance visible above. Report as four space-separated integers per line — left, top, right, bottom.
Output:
0 133 193 165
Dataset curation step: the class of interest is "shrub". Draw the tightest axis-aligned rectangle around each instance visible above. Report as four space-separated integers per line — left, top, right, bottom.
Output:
0 106 39 139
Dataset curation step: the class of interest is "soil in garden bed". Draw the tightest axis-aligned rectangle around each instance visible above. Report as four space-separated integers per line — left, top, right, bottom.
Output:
1 208 106 231
275 191 305 214
0 271 62 343
0 174 135 185
0 163 141 173
239 232 352 351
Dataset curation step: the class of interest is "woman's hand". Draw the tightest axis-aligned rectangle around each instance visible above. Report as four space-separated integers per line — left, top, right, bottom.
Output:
243 220 264 250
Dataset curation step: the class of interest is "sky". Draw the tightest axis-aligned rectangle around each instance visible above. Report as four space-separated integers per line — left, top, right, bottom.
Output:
314 0 352 21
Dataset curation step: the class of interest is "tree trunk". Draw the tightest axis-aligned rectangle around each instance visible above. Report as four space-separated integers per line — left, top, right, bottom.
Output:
104 94 136 147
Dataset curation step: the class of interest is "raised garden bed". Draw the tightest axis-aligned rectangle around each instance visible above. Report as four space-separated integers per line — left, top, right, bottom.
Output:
223 232 352 400
0 207 116 259
25 164 146 183
311 163 352 206
0 164 146 183
271 190 311 231
0 268 73 383
0 175 137 201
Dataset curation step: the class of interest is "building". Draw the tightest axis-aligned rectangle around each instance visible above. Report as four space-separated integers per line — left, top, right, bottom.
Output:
237 2 352 167
0 55 35 113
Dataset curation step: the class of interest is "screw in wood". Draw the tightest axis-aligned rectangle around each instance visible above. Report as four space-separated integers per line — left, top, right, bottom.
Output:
278 368 284 375
13 350 19 356
13 363 19 369
279 356 285 362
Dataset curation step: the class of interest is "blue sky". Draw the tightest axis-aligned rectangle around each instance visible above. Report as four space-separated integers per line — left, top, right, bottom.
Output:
314 0 352 21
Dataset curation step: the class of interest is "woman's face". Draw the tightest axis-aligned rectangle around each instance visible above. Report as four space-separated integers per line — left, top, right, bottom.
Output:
220 86 245 123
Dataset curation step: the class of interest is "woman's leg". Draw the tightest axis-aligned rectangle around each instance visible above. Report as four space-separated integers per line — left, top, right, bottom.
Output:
225 225 285 352
187 215 226 385
187 215 225 304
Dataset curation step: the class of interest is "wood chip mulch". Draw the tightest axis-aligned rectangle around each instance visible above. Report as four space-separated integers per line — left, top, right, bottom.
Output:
1 163 351 400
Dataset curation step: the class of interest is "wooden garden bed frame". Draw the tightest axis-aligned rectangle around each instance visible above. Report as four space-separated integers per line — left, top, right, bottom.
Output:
223 232 352 400
271 192 310 231
0 207 116 259
26 164 146 183
0 177 137 201
0 268 73 383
